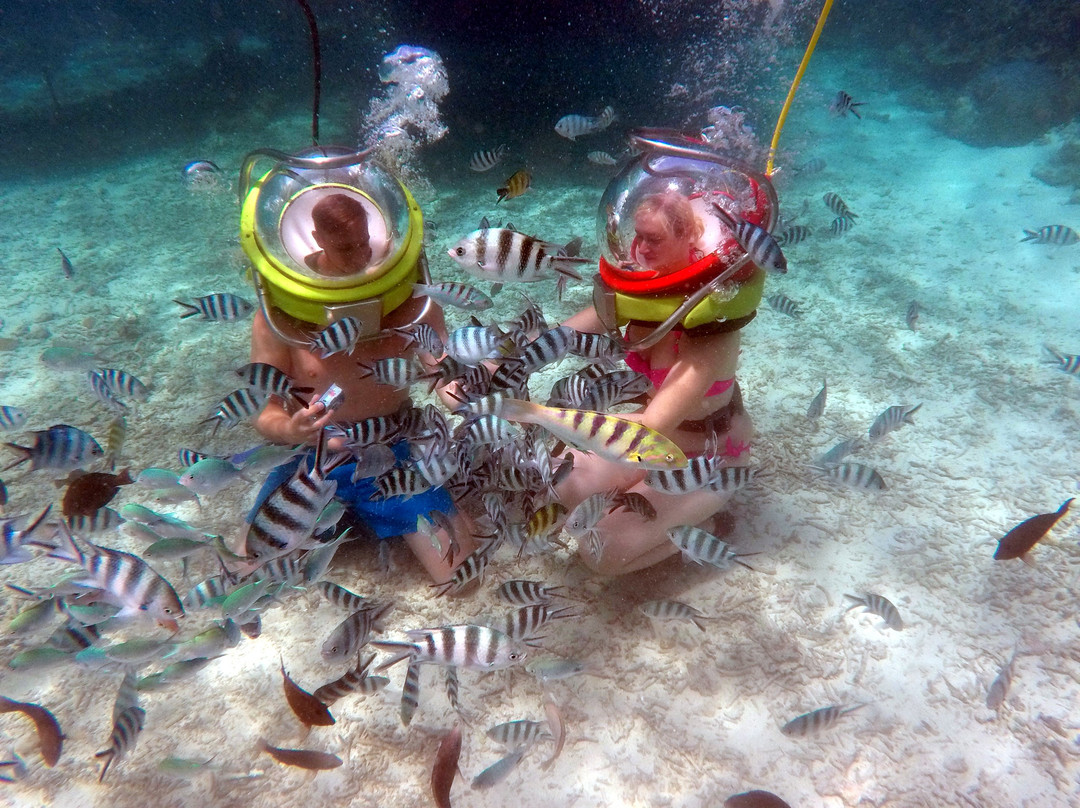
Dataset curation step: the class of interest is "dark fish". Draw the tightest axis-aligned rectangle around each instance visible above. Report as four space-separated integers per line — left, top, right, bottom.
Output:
0 477 6 510
993 498 1073 561
258 739 342 771
497 169 532 203
610 491 657 520
725 791 794 808
280 656 335 727
906 300 920 331
60 468 134 517
57 248 74 280
1020 225 1078 246
400 657 422 726
829 91 865 118
0 696 63 766
431 725 462 808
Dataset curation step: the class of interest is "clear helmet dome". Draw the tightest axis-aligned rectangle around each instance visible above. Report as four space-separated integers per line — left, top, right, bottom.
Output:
597 145 777 268
250 145 413 282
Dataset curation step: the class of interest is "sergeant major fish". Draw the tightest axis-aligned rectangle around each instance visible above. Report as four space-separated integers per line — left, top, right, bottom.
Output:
710 203 787 274
868 403 922 440
448 228 589 287
554 105 615 140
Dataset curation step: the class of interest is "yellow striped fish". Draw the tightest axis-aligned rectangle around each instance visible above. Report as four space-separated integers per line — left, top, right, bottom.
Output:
495 398 686 470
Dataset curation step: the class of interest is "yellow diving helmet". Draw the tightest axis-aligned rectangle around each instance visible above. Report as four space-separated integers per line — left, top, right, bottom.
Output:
238 145 429 345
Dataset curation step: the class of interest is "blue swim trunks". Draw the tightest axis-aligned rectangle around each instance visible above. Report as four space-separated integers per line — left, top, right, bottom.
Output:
246 441 453 540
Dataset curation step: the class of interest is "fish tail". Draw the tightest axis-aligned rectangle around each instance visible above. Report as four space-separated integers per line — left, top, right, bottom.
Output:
1020 230 1039 242
370 642 417 672
1 444 30 472
173 299 201 318
20 504 53 544
46 522 82 564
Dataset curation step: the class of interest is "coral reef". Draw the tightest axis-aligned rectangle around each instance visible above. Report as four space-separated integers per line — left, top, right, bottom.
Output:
940 61 1073 147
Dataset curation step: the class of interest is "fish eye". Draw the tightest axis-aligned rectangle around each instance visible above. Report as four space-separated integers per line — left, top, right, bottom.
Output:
665 453 677 462
455 247 466 256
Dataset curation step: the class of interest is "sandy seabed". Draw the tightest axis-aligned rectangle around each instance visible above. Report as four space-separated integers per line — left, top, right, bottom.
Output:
1 57 1079 808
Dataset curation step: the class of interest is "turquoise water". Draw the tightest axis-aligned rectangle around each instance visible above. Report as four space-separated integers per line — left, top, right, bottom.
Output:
1 6 1080 806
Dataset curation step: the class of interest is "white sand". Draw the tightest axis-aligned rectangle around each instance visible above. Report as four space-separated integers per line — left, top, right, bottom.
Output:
1 53 1078 808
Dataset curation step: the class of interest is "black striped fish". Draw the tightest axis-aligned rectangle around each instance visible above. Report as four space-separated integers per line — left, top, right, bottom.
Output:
767 293 801 318
639 599 711 631
710 203 787 274
444 325 516 366
356 357 427 389
830 215 855 235
502 604 576 643
202 388 265 435
234 362 309 402
823 192 856 217
412 281 494 311
87 370 127 413
1020 225 1078 245
868 403 922 439
587 150 617 166
430 541 498 596
844 592 903 630
48 526 185 627
642 456 724 494
780 703 864 736
520 326 575 372
95 704 145 781
1042 344 1080 376
554 105 615 140
487 719 552 748
775 225 812 247
95 368 149 401
828 91 865 119
806 379 827 420
816 461 887 491
174 293 253 321
309 315 362 358
448 228 588 285
321 602 393 663
4 424 103 472
666 525 757 570
372 624 527 672
495 579 563 607
469 144 507 172
242 431 342 568
314 653 389 703
317 580 369 612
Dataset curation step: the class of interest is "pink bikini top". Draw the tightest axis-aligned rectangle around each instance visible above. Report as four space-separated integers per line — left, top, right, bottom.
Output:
624 348 734 397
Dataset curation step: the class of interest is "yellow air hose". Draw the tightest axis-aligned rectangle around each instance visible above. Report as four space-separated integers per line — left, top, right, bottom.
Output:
766 0 835 177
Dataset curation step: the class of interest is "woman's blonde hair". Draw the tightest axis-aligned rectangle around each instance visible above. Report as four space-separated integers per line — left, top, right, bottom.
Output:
635 193 704 242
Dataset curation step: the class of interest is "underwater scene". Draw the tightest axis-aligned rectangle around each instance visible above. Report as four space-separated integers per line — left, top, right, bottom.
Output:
1 1 1079 806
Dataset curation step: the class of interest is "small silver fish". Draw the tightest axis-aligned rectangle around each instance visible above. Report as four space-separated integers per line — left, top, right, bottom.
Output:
472 747 526 789
780 703 864 736
816 461 887 491
640 599 711 631
905 300 920 331
806 379 827 420
843 592 903 630
767 293 801 318
986 651 1017 710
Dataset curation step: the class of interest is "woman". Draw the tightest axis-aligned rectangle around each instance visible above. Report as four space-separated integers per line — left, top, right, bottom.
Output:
558 190 756 575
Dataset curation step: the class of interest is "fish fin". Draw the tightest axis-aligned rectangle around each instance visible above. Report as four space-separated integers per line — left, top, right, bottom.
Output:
173 300 200 319
1020 553 1037 568
1 445 30 472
